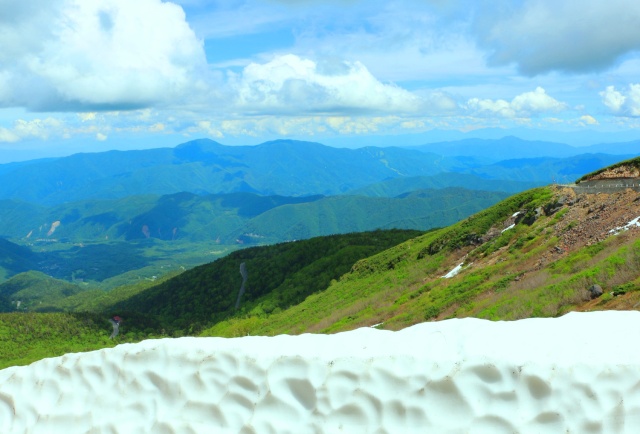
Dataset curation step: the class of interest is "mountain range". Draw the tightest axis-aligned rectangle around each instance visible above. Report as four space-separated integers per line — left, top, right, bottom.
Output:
0 136 638 288
0 137 637 205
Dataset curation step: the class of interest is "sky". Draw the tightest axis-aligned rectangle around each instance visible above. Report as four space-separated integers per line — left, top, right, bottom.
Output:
1 0 640 162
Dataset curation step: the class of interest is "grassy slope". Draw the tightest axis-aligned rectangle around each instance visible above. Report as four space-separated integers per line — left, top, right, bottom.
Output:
0 229 421 368
201 185 640 337
107 229 423 332
5 183 640 368
0 312 168 369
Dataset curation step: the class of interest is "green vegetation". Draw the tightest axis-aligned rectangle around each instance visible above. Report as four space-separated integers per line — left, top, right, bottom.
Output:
0 312 167 369
0 229 421 367
110 229 423 332
0 271 82 311
0 186 508 286
5 174 640 371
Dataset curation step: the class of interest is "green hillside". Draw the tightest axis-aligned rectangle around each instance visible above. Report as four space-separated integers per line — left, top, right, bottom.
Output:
0 189 506 245
231 188 508 242
108 229 423 331
0 188 507 285
201 184 640 336
0 238 39 281
0 271 83 312
4 166 640 369
0 229 421 367
0 312 165 369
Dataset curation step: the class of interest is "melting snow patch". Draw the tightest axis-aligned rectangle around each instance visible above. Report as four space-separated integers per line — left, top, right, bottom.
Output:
442 262 465 278
502 223 516 233
609 216 640 235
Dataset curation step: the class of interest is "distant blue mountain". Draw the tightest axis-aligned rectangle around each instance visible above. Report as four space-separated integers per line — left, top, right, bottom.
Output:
406 136 640 163
0 139 465 205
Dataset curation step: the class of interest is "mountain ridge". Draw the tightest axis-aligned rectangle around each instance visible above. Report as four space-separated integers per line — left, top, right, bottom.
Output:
1 137 637 205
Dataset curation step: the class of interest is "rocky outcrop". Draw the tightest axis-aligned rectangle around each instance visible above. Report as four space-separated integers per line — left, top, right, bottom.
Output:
587 166 640 180
588 284 603 299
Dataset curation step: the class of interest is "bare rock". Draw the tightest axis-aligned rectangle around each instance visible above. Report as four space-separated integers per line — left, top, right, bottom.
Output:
588 284 603 299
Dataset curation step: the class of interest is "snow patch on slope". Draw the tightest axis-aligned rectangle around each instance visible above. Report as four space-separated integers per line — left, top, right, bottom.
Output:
610 215 640 235
2 312 640 432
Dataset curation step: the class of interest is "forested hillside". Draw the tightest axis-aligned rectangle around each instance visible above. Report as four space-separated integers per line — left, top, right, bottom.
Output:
0 229 422 367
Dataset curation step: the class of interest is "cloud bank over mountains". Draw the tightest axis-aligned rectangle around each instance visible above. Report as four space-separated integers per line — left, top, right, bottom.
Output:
0 0 206 112
0 0 639 151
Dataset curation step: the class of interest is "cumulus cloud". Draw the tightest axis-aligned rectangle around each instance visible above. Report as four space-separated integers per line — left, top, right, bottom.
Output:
600 84 640 116
0 0 207 111
0 127 19 143
466 87 568 118
0 117 65 142
229 54 422 114
473 0 640 75
580 115 599 125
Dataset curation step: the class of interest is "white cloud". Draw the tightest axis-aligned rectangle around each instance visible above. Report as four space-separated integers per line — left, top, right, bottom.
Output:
0 127 19 143
466 87 568 118
0 117 65 142
600 84 640 116
78 112 97 122
194 120 224 138
96 133 108 141
474 0 640 75
580 115 599 125
230 54 422 114
0 0 207 111
14 118 63 139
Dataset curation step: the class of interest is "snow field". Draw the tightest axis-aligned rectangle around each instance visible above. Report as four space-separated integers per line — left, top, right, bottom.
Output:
1 311 640 433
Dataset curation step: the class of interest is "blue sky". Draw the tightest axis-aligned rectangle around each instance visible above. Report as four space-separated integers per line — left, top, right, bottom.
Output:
1 0 640 161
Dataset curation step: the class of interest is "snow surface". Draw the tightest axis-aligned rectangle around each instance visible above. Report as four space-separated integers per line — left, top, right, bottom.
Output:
2 311 640 433
501 223 516 233
610 216 640 235
441 262 464 278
